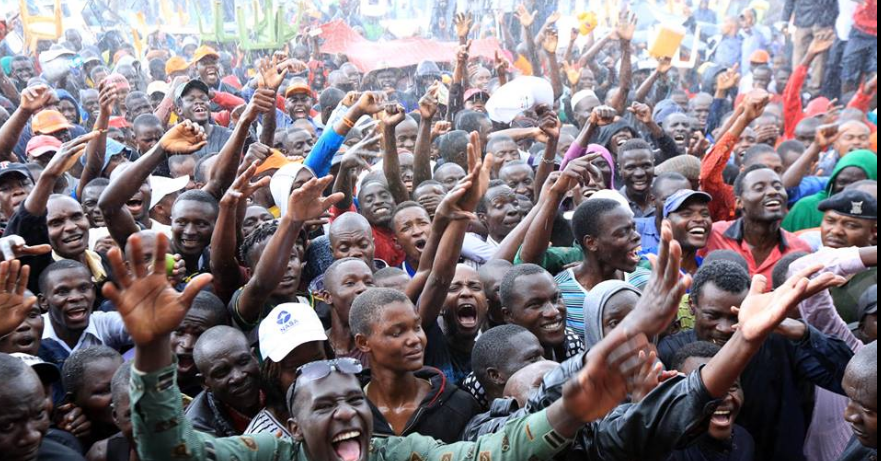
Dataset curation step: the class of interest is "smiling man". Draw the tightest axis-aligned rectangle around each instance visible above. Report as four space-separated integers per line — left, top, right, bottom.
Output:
839 341 877 461
37 260 130 368
174 80 233 158
187 326 263 437
642 190 713 275
704 165 812 281
617 139 656 218
500 264 585 363
353 182 405 267
660 259 856 461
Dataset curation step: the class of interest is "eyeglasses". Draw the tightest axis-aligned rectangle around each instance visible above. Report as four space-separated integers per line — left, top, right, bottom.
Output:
296 358 363 384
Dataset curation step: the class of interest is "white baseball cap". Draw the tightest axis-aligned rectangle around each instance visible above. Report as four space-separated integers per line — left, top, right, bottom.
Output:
149 175 190 210
11 353 61 384
259 303 328 363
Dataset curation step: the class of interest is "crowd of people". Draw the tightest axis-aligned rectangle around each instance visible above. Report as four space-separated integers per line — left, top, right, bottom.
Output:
0 0 877 460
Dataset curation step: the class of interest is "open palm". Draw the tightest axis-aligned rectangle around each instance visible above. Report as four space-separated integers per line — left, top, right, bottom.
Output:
0 261 37 337
160 121 208 155
287 175 345 223
103 233 212 346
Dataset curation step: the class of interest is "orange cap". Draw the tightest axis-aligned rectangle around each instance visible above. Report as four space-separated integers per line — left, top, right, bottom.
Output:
284 82 313 99
165 56 190 75
750 49 771 64
255 151 293 175
191 46 220 65
32 110 74 135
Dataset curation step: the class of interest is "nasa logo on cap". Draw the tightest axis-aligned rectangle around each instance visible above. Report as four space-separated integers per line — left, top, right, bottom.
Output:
277 310 299 333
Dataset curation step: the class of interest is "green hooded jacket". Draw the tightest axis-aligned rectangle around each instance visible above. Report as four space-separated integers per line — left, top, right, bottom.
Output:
782 150 878 232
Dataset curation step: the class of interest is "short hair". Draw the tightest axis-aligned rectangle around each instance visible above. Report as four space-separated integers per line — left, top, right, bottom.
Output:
652 172 689 196
325 257 370 287
499 159 532 176
742 144 779 166
62 346 122 397
167 154 196 170
772 251 809 289
845 341 877 391
455 110 490 134
438 130 470 167
618 138 654 157
702 250 750 272
190 291 230 326
414 180 444 194
500 264 550 309
193 153 218 184
318 88 345 111
174 189 219 215
777 140 806 157
391 201 427 223
193 326 248 371
111 362 133 407
349 288 412 337
374 267 408 282
38 259 90 294
477 183 515 214
472 324 531 388
133 114 162 131
690 260 751 306
486 135 516 154
795 117 821 134
733 164 773 197
671 341 722 370
572 198 623 244
0 353 28 382
82 177 110 193
124 91 148 107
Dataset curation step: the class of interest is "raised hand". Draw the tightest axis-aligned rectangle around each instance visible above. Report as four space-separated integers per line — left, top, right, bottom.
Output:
515 4 537 28
733 264 846 343
459 132 493 212
287 175 345 222
435 173 479 222
657 57 674 74
716 64 740 92
542 28 560 54
242 142 273 166
381 103 407 129
616 10 638 42
562 61 580 86
563 329 651 422
225 161 272 203
419 83 441 120
457 40 473 64
0 235 51 261
815 124 841 150
342 91 363 108
626 221 692 337
431 120 452 139
551 152 600 195
628 102 653 125
807 30 835 56
257 55 289 91
0 260 37 337
241 88 278 124
627 349 676 403
688 131 711 158
743 90 771 121
19 85 53 114
454 12 474 39
43 131 102 178
590 105 618 126
98 81 119 115
159 120 208 155
357 91 386 115
102 233 213 347
339 149 371 174
495 51 510 76
545 11 562 26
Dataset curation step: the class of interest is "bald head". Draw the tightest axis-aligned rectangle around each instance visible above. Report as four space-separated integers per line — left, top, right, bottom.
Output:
329 212 376 265
330 212 372 241
193 326 250 373
503 361 560 408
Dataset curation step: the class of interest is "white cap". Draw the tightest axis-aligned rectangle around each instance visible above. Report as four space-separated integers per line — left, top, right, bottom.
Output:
486 76 554 124
269 163 312 217
149 175 190 210
259 303 328 362
571 89 598 110
588 189 634 215
147 80 170 96
10 353 61 384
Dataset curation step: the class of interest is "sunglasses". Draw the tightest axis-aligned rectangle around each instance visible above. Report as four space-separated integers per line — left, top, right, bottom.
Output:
296 358 363 383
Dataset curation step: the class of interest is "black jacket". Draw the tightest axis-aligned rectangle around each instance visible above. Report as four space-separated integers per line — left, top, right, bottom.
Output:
185 391 242 437
667 426 756 461
464 350 725 461
365 367 482 444
659 326 854 461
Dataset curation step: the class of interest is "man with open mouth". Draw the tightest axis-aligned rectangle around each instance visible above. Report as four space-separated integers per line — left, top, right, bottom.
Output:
617 139 657 218
641 190 713 276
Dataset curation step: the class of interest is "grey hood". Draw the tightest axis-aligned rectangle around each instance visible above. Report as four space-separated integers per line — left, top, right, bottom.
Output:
583 280 643 350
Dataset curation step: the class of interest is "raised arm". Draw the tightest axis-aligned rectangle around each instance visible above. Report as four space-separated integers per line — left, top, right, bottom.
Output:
783 124 837 189
0 260 38 337
634 58 673 104
25 133 99 216
413 84 440 187
783 33 834 139
533 107 561 202
235 176 343 327
202 88 276 199
542 29 564 100
0 85 52 162
255 56 289 146
516 5 542 77
77 82 116 200
454 12 473 46
609 11 637 115
332 148 372 211
380 103 411 204
100 121 207 245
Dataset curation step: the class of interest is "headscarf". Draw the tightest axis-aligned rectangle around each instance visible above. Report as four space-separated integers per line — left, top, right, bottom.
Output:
55 89 86 125
782 150 878 232
583 280 642 350
270 163 316 217
561 143 616 189
0 56 12 76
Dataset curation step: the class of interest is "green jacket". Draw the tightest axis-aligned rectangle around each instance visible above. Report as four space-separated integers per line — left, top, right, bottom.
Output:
130 364 573 461
783 150 878 232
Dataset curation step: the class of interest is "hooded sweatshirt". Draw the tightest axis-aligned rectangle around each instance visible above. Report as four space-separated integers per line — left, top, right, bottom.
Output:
56 89 86 126
582 280 643 350
783 150 878 232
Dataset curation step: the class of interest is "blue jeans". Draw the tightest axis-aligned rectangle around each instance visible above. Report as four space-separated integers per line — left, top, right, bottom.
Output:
842 28 878 87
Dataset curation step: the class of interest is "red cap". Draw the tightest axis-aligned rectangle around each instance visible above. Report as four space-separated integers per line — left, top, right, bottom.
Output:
26 135 62 158
805 97 832 118
109 117 131 129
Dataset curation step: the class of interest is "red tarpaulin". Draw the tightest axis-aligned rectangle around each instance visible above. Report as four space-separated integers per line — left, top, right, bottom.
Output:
318 20 503 73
